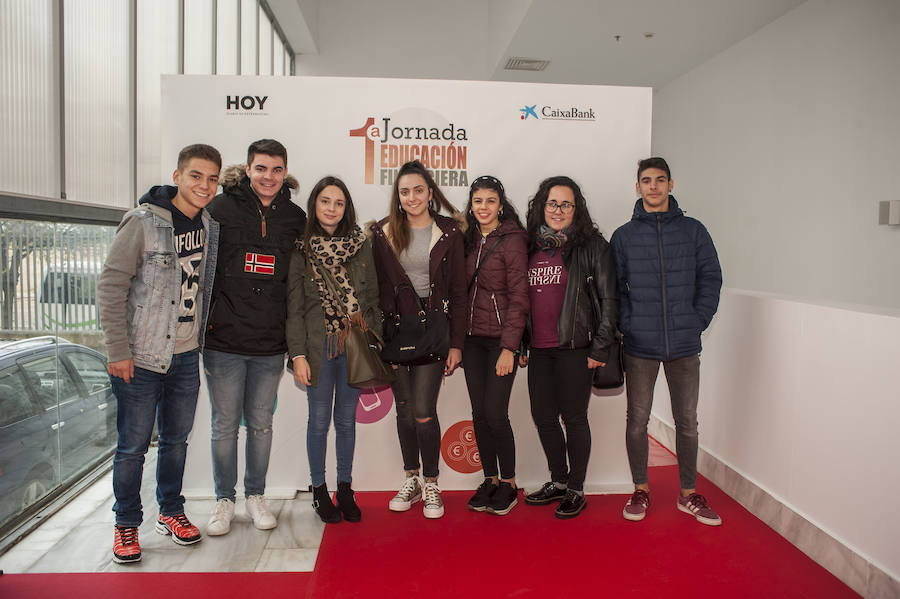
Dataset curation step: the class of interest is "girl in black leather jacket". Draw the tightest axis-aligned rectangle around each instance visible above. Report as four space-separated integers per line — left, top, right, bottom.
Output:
520 175 618 519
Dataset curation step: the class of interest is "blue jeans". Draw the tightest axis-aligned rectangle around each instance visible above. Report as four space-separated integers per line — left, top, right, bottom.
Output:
306 341 360 487
112 349 200 526
204 349 284 502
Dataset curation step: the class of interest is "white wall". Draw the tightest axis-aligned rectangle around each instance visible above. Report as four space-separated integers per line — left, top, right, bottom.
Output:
650 0 900 581
653 0 900 312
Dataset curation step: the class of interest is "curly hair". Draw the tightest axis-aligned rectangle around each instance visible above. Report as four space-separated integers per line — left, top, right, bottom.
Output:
525 175 597 253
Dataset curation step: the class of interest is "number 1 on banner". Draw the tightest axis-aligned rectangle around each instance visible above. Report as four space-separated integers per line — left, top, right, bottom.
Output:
349 117 375 184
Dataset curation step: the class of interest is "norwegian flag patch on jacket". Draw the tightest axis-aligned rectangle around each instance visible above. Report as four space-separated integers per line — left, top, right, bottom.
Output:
244 252 275 275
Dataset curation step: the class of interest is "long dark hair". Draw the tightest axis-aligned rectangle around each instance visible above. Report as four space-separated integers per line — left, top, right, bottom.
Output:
387 160 458 253
525 175 598 253
302 176 357 262
463 175 523 252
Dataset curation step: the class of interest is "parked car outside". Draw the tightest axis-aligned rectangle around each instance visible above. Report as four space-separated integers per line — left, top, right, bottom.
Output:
0 336 116 528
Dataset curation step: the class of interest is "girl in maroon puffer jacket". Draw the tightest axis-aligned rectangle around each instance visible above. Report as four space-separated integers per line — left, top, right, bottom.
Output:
461 175 529 516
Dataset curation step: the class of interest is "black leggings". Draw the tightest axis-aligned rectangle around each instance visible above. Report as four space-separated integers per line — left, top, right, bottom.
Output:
392 361 444 478
463 336 517 479
527 347 592 491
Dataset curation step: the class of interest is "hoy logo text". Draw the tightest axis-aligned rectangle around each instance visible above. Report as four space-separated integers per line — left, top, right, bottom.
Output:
226 95 268 110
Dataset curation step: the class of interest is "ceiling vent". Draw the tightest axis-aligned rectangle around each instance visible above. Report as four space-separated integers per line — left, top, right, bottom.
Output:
504 57 550 71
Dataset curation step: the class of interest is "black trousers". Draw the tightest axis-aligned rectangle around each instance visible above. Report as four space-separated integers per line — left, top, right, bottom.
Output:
463 336 518 479
527 347 592 491
392 361 444 478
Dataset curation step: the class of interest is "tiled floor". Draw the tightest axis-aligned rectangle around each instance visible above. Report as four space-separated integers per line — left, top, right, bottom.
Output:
0 449 324 573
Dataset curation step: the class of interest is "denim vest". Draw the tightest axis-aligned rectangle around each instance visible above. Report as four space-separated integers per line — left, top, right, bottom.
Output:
125 204 219 373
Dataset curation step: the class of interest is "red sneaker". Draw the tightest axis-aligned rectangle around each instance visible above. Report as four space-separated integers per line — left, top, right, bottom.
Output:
112 525 142 563
677 493 722 526
156 513 202 545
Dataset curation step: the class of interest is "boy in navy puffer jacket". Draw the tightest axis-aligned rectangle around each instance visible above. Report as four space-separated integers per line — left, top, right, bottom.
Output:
610 157 723 527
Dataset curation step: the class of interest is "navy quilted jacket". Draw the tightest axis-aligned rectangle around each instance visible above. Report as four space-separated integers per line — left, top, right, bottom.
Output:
610 197 721 361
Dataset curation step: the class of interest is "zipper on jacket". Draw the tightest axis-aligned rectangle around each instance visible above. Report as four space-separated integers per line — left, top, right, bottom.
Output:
467 236 486 334
491 293 502 327
570 265 579 349
255 201 268 238
656 215 670 359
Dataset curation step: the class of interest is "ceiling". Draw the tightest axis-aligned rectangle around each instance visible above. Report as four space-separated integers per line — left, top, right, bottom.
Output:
268 0 807 88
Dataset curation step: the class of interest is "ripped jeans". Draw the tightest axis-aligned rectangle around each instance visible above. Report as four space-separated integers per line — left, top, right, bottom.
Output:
204 349 285 502
392 361 444 479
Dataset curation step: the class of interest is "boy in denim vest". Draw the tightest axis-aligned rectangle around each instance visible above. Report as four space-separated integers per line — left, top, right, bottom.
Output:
98 144 221 563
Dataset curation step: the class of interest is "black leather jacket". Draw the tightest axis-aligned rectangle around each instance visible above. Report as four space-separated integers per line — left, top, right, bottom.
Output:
526 233 618 362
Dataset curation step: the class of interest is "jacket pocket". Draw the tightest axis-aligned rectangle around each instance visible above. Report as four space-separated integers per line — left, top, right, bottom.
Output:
142 251 176 290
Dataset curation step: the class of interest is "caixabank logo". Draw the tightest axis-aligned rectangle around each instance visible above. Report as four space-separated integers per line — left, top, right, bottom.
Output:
519 103 596 122
349 110 470 186
224 94 269 116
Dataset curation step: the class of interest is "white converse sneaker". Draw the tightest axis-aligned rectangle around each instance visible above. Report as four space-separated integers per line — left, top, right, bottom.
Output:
389 475 422 512
246 495 277 530
207 498 235 536
422 481 444 519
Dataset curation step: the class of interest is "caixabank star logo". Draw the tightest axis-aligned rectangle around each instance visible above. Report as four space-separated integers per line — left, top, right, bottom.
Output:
518 103 595 122
349 110 471 187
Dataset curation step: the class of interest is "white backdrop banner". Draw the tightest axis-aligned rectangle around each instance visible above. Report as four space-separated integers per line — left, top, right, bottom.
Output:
162 75 651 496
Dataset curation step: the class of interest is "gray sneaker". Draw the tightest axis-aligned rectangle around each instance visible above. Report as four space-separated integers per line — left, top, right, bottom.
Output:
422 481 444 519
677 493 722 526
623 489 650 521
389 475 422 512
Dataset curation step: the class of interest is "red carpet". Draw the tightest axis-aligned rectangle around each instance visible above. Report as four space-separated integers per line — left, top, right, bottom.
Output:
0 440 859 598
0 572 311 598
308 468 859 598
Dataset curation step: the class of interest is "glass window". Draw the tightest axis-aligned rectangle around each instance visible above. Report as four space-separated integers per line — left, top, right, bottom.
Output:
136 0 179 196
274 35 284 76
240 0 257 75
66 351 110 395
0 0 58 198
0 367 35 428
64 0 129 208
184 0 214 74
216 0 239 75
258 6 272 75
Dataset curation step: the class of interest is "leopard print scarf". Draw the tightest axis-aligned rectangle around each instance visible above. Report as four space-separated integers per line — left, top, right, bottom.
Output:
307 226 366 358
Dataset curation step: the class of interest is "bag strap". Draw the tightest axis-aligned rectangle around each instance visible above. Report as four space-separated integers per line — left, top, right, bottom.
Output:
467 235 503 293
318 264 350 319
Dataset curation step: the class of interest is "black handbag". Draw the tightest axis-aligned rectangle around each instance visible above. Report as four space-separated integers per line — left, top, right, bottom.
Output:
585 272 625 390
380 283 450 365
320 268 395 388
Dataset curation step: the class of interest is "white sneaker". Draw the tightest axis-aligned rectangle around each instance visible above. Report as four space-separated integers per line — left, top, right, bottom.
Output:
389 475 422 512
207 498 235 536
423 481 444 519
246 495 277 530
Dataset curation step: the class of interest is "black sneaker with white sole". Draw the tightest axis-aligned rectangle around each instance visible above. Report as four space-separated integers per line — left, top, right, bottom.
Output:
467 479 498 512
487 482 518 516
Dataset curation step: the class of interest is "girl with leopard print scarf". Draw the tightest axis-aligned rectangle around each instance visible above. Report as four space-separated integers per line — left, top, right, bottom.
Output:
286 176 382 525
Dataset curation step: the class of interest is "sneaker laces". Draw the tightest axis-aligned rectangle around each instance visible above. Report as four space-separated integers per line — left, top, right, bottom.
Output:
423 482 442 506
117 526 138 544
169 513 192 528
211 499 231 516
629 489 650 507
396 476 419 500
687 493 709 509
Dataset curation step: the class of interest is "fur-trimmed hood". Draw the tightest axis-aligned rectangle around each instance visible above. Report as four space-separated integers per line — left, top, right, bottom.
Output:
219 163 299 191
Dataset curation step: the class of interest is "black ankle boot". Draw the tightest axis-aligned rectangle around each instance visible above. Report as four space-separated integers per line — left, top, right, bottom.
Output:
312 484 341 523
336 482 362 522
